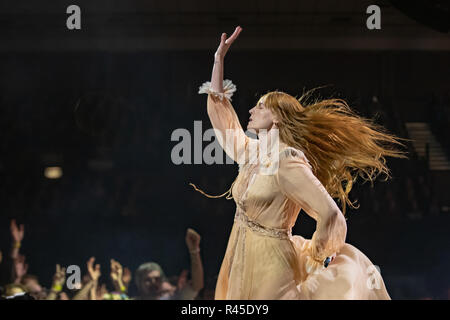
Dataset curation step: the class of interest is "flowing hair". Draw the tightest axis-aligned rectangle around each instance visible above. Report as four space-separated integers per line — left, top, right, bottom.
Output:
190 87 407 215
262 88 406 214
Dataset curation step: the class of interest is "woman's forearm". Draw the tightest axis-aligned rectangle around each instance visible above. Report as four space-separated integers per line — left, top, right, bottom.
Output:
210 57 224 93
210 27 241 93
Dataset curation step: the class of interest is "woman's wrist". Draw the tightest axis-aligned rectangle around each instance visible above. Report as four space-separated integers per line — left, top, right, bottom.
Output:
189 247 200 255
214 54 224 63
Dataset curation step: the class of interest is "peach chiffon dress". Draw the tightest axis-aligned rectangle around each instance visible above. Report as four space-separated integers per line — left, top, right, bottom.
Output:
200 81 391 300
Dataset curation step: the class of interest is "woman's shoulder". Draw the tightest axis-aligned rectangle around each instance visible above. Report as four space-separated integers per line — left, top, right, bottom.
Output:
278 145 312 169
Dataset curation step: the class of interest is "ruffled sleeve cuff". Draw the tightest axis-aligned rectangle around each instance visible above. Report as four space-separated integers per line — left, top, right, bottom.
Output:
198 79 237 101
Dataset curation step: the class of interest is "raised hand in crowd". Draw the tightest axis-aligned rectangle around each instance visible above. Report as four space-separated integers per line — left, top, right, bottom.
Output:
110 258 127 293
73 257 101 300
185 228 201 254
46 264 66 300
10 219 24 260
122 266 132 289
87 256 101 282
88 256 101 300
185 228 204 293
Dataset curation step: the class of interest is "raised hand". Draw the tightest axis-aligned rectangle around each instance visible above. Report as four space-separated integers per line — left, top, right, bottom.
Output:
214 26 243 60
185 228 201 252
185 228 204 293
51 264 66 291
110 259 130 293
122 267 132 286
10 219 24 243
87 257 101 282
110 259 123 282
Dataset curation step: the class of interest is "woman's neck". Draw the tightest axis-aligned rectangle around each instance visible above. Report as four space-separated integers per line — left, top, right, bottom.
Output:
257 127 286 157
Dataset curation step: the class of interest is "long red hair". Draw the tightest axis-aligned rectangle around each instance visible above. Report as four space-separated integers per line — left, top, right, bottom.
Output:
262 88 406 214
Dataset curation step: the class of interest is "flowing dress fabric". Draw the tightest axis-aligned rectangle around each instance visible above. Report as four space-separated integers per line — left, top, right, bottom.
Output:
204 91 391 300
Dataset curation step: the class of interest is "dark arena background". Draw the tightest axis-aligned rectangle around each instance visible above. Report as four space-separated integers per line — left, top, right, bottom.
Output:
0 0 449 302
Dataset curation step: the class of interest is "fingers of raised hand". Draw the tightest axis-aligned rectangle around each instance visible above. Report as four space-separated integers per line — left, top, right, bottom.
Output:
111 259 122 269
220 33 227 44
10 219 17 230
225 26 242 45
122 267 132 282
10 220 24 238
87 257 95 271
186 228 200 239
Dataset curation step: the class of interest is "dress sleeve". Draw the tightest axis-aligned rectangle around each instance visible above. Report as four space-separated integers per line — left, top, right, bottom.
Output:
198 80 250 164
275 148 347 269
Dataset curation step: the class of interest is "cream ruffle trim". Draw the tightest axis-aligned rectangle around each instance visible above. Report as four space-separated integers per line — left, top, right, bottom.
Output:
198 79 237 101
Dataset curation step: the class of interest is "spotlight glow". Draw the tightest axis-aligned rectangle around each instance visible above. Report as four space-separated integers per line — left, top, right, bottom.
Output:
44 167 63 179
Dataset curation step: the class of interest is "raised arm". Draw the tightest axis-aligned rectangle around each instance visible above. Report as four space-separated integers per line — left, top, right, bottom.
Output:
110 259 128 294
73 257 101 300
276 149 347 273
211 26 242 97
199 26 252 164
10 219 24 261
185 228 204 293
46 264 66 300
10 220 26 283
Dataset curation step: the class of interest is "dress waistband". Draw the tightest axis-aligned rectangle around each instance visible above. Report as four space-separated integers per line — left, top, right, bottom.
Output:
234 208 292 240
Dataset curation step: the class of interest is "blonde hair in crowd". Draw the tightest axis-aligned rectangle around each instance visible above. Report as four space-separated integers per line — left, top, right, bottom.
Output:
191 86 406 215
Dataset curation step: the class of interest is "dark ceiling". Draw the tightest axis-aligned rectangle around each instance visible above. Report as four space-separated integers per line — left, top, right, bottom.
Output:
0 0 449 51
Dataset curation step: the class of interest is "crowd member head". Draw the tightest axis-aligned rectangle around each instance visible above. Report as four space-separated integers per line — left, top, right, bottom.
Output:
135 262 170 299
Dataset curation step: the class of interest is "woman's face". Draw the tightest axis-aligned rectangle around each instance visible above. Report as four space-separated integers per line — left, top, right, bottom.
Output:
247 96 278 132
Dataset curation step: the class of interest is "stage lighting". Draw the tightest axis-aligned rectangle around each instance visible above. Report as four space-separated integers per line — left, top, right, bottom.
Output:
44 166 63 179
